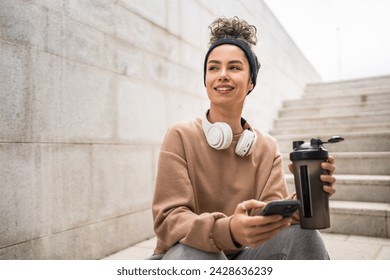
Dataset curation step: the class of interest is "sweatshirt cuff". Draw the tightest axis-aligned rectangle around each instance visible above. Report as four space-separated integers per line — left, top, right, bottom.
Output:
212 216 243 252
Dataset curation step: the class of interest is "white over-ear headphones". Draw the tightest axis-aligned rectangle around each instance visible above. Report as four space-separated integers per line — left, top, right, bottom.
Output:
202 110 257 157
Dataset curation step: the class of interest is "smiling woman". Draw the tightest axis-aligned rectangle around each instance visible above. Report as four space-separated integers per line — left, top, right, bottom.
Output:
150 16 337 260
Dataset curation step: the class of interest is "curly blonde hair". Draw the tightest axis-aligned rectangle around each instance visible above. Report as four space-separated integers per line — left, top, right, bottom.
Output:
208 16 258 47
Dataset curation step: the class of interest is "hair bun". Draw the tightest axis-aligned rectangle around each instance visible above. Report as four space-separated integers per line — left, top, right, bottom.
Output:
208 16 257 47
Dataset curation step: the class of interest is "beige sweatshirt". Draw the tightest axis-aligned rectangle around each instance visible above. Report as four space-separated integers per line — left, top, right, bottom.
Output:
152 117 295 255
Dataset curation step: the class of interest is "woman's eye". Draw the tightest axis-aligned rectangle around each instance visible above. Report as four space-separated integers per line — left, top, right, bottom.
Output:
230 65 241 70
208 66 218 71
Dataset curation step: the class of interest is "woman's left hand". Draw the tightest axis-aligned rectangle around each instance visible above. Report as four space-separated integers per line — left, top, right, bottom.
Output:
288 156 336 197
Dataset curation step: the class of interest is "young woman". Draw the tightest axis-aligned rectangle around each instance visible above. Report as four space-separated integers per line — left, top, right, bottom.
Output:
151 17 336 260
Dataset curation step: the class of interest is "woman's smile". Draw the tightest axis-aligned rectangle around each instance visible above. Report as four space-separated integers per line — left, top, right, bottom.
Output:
214 84 235 94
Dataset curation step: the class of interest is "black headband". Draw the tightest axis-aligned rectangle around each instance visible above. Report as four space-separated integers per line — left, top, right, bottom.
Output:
203 37 260 94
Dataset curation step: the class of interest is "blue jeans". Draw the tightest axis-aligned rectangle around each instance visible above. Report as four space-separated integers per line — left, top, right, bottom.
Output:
149 225 329 260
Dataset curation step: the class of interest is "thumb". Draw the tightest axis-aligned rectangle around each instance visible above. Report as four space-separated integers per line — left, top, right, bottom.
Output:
236 199 265 214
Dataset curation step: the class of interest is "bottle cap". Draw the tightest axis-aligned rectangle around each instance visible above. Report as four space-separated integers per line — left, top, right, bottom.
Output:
290 138 329 161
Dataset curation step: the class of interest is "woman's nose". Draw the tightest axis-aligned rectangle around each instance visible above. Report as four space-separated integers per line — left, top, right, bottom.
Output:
218 69 229 81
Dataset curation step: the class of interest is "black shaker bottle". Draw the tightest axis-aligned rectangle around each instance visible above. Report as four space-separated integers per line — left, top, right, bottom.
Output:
289 136 344 229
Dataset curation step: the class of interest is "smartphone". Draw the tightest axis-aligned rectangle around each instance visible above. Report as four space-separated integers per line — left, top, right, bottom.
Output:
260 200 300 217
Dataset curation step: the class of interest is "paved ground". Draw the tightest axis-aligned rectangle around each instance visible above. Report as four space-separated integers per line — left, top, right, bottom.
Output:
103 233 390 260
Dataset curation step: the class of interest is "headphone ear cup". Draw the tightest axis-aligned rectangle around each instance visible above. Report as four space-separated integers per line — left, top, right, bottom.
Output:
235 129 256 156
206 122 233 150
202 111 233 150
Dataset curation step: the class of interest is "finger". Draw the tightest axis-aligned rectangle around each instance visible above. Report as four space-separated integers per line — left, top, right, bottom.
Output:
236 199 265 214
322 156 335 175
327 156 335 164
323 185 336 196
321 161 336 175
321 174 336 197
238 209 286 229
252 214 284 227
256 217 291 232
320 174 336 186
248 220 292 247
247 210 291 230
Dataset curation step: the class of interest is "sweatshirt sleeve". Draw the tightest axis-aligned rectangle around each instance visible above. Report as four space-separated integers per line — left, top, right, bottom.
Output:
152 126 241 254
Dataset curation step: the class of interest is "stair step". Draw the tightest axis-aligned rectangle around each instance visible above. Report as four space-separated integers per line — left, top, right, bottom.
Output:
270 122 390 135
283 92 390 107
305 75 390 95
305 85 390 97
285 174 390 203
274 131 390 153
279 101 390 118
323 200 390 238
274 111 390 128
282 152 390 175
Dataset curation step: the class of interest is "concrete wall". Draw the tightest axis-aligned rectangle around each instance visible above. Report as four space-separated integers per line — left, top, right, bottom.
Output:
0 0 320 259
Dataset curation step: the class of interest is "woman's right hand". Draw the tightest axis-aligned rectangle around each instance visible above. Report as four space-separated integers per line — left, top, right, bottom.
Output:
229 199 292 247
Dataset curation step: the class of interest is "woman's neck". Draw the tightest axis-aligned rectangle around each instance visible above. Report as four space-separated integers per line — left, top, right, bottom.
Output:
208 105 244 134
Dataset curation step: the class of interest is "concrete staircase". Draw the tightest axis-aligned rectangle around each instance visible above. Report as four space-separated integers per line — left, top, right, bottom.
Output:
270 75 390 238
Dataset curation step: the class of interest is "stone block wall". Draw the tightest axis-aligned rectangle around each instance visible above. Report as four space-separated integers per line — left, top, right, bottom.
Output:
0 0 319 259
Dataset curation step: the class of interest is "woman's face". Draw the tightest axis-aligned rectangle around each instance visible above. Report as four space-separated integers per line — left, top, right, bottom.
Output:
205 44 253 109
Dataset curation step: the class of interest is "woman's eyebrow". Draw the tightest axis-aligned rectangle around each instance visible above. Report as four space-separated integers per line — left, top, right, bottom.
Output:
228 60 244 65
207 60 221 64
208 60 244 64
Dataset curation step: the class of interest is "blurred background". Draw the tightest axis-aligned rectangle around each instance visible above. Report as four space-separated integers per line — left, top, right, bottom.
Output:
264 0 390 81
1 0 389 259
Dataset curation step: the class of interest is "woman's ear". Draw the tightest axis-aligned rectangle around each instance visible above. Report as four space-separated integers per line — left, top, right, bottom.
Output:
248 82 254 92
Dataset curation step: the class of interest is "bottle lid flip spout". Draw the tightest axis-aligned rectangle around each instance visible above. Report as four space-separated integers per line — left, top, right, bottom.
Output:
315 136 345 145
290 136 344 161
